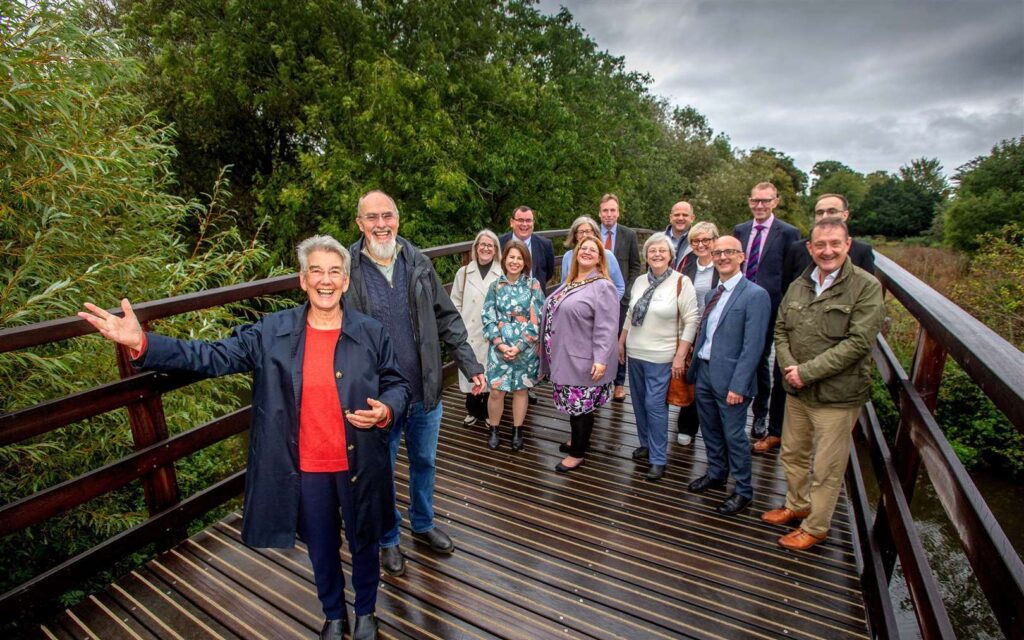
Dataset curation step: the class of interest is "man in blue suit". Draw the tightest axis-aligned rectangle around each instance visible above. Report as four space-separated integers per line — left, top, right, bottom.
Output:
499 205 555 295
686 235 771 515
733 182 800 447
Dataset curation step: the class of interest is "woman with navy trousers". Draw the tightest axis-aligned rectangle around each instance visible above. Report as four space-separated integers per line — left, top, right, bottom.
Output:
79 236 407 640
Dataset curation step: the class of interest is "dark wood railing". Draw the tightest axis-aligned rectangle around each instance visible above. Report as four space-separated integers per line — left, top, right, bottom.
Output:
1 230 1022 639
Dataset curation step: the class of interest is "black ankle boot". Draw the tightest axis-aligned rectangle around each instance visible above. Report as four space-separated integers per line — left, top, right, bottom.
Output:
487 422 500 449
511 426 524 451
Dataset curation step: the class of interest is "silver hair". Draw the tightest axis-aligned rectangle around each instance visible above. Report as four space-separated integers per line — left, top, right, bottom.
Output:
471 229 502 265
643 231 676 261
296 235 349 274
356 190 400 218
564 215 601 248
689 221 720 240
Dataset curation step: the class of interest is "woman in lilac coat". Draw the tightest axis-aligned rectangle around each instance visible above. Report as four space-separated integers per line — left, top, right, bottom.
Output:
540 237 620 472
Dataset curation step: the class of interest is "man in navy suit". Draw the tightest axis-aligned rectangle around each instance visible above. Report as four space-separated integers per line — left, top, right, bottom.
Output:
686 235 771 515
598 193 642 401
499 205 555 295
782 193 875 289
733 182 800 447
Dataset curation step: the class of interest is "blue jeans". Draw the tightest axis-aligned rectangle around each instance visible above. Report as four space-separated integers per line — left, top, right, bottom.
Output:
695 363 753 498
628 358 672 465
380 401 442 547
615 302 628 386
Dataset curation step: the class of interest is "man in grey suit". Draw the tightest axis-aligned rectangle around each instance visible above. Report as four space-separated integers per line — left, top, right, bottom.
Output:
733 182 801 446
598 193 642 402
686 236 771 515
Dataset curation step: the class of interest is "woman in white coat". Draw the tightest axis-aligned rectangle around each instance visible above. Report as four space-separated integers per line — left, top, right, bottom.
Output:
451 229 503 425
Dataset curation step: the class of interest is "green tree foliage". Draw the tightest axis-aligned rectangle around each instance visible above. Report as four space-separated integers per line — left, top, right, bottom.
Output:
110 0 732 257
0 0 277 608
943 137 1024 251
853 173 939 238
899 157 950 200
811 160 868 214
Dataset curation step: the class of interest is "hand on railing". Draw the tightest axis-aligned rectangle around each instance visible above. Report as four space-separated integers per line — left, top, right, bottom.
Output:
78 299 145 353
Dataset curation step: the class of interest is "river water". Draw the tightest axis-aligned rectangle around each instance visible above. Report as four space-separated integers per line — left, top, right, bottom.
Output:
857 445 1024 638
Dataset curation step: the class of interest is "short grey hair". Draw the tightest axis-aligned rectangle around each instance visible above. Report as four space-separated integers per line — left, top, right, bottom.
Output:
643 232 676 261
565 215 601 248
471 228 502 265
296 235 350 274
689 221 719 240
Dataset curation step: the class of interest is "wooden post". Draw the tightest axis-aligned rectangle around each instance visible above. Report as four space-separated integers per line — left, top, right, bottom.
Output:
910 326 947 414
114 326 184 549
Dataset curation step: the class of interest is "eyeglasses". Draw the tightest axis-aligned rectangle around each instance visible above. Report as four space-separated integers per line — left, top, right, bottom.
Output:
710 249 742 258
814 207 845 216
477 242 496 250
360 212 397 224
513 217 534 224
748 198 775 206
307 267 345 279
690 237 713 246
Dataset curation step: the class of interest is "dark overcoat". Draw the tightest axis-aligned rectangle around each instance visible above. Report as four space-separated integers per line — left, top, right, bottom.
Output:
135 303 409 550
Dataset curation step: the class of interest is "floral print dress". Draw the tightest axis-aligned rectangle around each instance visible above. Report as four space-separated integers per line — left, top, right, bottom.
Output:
482 275 545 392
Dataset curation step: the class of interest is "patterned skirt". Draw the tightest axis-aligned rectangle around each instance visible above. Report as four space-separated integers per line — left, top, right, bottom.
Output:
551 382 613 416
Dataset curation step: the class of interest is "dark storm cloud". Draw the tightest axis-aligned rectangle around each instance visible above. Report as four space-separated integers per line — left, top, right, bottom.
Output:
537 0 1024 177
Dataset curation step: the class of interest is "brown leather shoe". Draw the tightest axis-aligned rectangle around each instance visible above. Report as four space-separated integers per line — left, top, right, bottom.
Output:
778 528 826 550
753 435 781 453
761 507 810 525
612 385 626 402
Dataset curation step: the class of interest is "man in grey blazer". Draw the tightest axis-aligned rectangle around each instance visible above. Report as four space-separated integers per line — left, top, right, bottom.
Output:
733 182 801 445
598 193 642 401
686 236 771 515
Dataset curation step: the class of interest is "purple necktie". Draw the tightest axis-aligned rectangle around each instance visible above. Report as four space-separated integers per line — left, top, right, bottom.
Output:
693 284 726 350
745 224 765 280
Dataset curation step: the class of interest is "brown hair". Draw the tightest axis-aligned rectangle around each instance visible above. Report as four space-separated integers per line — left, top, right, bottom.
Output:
815 193 849 211
600 193 620 207
502 238 532 277
567 237 611 282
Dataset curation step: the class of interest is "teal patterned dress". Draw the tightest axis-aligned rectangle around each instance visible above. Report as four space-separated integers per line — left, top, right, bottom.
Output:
482 274 545 392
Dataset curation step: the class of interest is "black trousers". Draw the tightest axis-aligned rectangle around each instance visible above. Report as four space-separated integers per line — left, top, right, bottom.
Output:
465 391 489 421
298 471 379 618
567 412 596 458
676 401 700 437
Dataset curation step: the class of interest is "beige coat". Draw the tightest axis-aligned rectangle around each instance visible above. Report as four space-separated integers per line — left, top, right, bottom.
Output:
451 260 503 393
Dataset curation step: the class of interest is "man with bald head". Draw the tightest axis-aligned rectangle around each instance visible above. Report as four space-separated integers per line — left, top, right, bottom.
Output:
666 201 696 271
685 235 771 515
345 190 486 578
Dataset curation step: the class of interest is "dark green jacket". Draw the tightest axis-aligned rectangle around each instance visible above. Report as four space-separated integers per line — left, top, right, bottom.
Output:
775 257 884 407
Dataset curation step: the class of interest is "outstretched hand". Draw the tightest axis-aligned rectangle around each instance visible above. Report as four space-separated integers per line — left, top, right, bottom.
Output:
347 398 390 429
79 299 144 352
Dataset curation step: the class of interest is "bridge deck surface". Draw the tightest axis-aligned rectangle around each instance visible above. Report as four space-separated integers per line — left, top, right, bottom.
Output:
40 381 869 639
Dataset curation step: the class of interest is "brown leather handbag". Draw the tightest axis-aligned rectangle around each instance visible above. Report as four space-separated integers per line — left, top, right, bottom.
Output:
666 277 696 407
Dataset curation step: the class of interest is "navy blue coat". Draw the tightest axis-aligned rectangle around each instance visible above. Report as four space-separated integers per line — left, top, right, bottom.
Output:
135 303 409 550
733 218 801 310
686 277 771 398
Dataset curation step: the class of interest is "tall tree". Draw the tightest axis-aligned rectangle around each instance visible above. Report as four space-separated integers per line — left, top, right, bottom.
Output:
943 138 1024 250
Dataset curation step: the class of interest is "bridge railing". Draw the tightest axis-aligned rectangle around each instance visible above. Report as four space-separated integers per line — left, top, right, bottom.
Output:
1 229 1022 640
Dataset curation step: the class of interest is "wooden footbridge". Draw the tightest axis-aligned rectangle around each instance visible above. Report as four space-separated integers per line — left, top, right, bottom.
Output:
2 230 1022 639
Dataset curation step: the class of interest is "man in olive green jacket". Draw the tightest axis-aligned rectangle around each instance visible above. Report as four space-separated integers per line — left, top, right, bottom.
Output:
761 218 884 550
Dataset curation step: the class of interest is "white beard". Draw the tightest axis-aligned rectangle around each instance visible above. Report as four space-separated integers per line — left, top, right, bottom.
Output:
367 235 397 261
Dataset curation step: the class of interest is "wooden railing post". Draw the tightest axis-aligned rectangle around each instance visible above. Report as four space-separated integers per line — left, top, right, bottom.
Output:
910 327 947 414
113 325 184 549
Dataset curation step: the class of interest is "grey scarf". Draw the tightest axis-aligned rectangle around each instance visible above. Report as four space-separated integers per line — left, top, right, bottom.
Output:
631 269 673 326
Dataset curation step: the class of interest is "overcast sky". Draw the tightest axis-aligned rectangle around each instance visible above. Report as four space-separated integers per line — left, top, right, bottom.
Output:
536 0 1024 181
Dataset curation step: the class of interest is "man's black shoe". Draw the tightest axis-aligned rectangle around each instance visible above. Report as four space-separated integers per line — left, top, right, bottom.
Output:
352 614 378 640
380 545 405 576
645 464 665 481
412 527 455 554
320 618 346 640
716 493 752 515
751 416 768 439
631 446 650 462
688 474 726 493
528 389 538 405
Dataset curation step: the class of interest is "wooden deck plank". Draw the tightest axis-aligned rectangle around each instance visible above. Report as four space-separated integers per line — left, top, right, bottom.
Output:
47 379 870 639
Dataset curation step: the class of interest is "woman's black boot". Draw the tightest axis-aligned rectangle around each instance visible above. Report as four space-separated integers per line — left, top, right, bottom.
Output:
511 426 524 451
487 422 500 449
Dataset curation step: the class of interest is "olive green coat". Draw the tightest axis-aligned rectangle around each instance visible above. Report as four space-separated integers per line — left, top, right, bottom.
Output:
775 257 884 407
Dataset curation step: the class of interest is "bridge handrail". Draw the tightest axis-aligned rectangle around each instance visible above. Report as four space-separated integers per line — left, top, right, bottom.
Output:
1 229 1022 639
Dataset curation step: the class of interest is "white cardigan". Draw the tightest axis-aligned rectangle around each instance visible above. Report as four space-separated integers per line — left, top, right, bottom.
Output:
623 271 699 364
450 260 503 392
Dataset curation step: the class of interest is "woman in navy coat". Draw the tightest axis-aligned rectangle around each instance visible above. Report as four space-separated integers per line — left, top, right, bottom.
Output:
79 235 407 640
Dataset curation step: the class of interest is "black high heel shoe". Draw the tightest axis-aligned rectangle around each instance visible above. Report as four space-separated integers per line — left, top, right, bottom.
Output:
486 421 500 449
511 426 524 451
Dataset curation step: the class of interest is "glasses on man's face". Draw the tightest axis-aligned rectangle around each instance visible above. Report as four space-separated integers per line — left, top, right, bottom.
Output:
710 249 742 258
513 217 534 225
749 198 775 206
361 212 397 224
814 207 845 217
690 237 713 246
